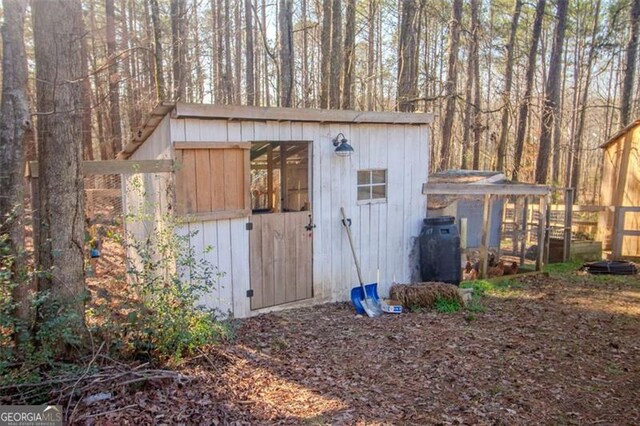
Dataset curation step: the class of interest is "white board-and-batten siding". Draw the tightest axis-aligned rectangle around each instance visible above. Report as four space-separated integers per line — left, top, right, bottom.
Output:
125 114 429 319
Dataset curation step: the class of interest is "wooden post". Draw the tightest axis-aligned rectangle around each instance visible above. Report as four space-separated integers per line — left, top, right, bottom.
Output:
460 217 468 263
280 143 287 210
480 194 492 279
520 197 529 266
512 197 522 256
611 206 625 259
267 145 274 211
496 196 503 259
563 188 574 262
544 194 551 265
26 162 40 255
536 194 547 271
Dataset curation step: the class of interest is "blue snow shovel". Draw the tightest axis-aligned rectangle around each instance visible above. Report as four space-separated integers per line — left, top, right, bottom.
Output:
340 207 383 317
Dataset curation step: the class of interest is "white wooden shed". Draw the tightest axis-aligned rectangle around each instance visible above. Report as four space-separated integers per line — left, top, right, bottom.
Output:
119 103 433 318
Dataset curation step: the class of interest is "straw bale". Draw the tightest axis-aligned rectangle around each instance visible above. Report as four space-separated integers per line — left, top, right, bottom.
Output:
389 282 464 308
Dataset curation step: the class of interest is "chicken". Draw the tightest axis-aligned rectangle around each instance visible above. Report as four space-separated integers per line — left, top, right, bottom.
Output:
487 259 519 277
487 260 505 278
462 261 478 281
502 261 519 276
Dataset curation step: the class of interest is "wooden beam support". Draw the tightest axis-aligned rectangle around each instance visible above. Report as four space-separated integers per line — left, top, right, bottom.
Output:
174 141 251 150
423 182 551 196
536 195 548 271
174 102 434 124
28 160 174 176
563 188 574 263
519 197 529 266
479 194 492 279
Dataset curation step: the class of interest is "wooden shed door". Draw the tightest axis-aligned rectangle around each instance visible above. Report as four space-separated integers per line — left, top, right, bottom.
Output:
249 142 313 310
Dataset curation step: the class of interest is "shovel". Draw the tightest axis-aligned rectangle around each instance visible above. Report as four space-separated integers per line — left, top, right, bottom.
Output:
340 207 383 317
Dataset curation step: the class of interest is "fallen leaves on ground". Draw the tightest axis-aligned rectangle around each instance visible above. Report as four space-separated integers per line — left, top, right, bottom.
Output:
74 273 640 425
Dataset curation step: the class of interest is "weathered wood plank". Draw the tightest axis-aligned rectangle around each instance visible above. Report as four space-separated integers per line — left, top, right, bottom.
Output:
298 212 313 300
223 149 240 210
174 102 434 124
181 150 197 213
194 150 212 212
174 141 251 150
272 214 286 306
250 215 263 310
209 150 225 211
423 182 550 196
536 195 548 271
480 194 492 279
176 209 249 223
261 215 275 308
284 213 298 303
29 160 174 176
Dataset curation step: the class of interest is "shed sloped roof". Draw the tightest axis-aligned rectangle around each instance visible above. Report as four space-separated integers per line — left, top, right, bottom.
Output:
427 170 506 209
424 169 550 209
600 119 640 149
118 102 434 159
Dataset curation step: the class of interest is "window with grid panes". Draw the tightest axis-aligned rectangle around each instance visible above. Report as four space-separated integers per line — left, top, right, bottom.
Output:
357 169 387 202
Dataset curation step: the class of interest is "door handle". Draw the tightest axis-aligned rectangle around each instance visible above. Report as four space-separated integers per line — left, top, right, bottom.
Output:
305 214 316 231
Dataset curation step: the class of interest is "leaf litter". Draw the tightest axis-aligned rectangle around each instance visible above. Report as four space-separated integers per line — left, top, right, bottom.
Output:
74 272 640 425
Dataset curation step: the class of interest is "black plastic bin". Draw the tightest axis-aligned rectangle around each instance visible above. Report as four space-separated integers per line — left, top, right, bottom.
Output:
419 216 461 285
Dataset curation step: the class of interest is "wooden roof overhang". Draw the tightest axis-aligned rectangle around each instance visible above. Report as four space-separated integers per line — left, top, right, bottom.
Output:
599 118 640 149
119 102 434 159
422 182 551 196
422 180 551 280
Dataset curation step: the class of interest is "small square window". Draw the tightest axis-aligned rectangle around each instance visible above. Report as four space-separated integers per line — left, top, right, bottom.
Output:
357 170 371 185
357 169 387 203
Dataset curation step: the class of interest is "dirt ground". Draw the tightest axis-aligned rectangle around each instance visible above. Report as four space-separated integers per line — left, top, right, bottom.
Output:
75 272 640 425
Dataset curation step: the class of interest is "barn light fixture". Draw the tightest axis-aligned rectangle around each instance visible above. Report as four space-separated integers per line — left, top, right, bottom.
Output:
333 133 354 157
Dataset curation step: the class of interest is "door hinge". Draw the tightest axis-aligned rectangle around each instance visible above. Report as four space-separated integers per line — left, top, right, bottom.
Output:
246 222 253 231
246 289 254 297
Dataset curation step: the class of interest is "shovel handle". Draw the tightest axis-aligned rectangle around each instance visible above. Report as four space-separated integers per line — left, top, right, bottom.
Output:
340 207 366 289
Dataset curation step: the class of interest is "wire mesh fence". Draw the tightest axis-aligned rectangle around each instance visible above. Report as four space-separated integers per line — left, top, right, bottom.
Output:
84 174 126 281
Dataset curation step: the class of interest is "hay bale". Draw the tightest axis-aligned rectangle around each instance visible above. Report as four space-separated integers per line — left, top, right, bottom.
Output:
389 282 464 309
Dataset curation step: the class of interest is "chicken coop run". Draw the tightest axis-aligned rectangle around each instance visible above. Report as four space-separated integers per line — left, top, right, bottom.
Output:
598 118 640 259
119 103 432 318
422 172 551 279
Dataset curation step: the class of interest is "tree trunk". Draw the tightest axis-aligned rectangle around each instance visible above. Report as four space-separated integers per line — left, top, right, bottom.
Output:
192 1 205 103
438 0 462 171
397 0 419 112
461 20 474 169
234 0 242 104
32 0 86 340
171 0 187 100
320 0 331 108
471 0 482 170
106 0 122 157
570 0 601 198
366 0 377 111
512 0 546 181
341 0 356 110
150 0 165 101
535 0 568 184
0 0 31 324
301 0 309 107
620 0 640 127
245 0 255 105
329 0 342 109
496 0 522 172
278 0 294 107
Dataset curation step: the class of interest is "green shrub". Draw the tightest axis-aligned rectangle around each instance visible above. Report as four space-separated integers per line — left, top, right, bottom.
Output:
119 177 233 360
434 297 462 313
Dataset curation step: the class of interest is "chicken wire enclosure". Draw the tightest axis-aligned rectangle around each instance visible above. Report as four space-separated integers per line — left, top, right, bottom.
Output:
83 174 126 280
